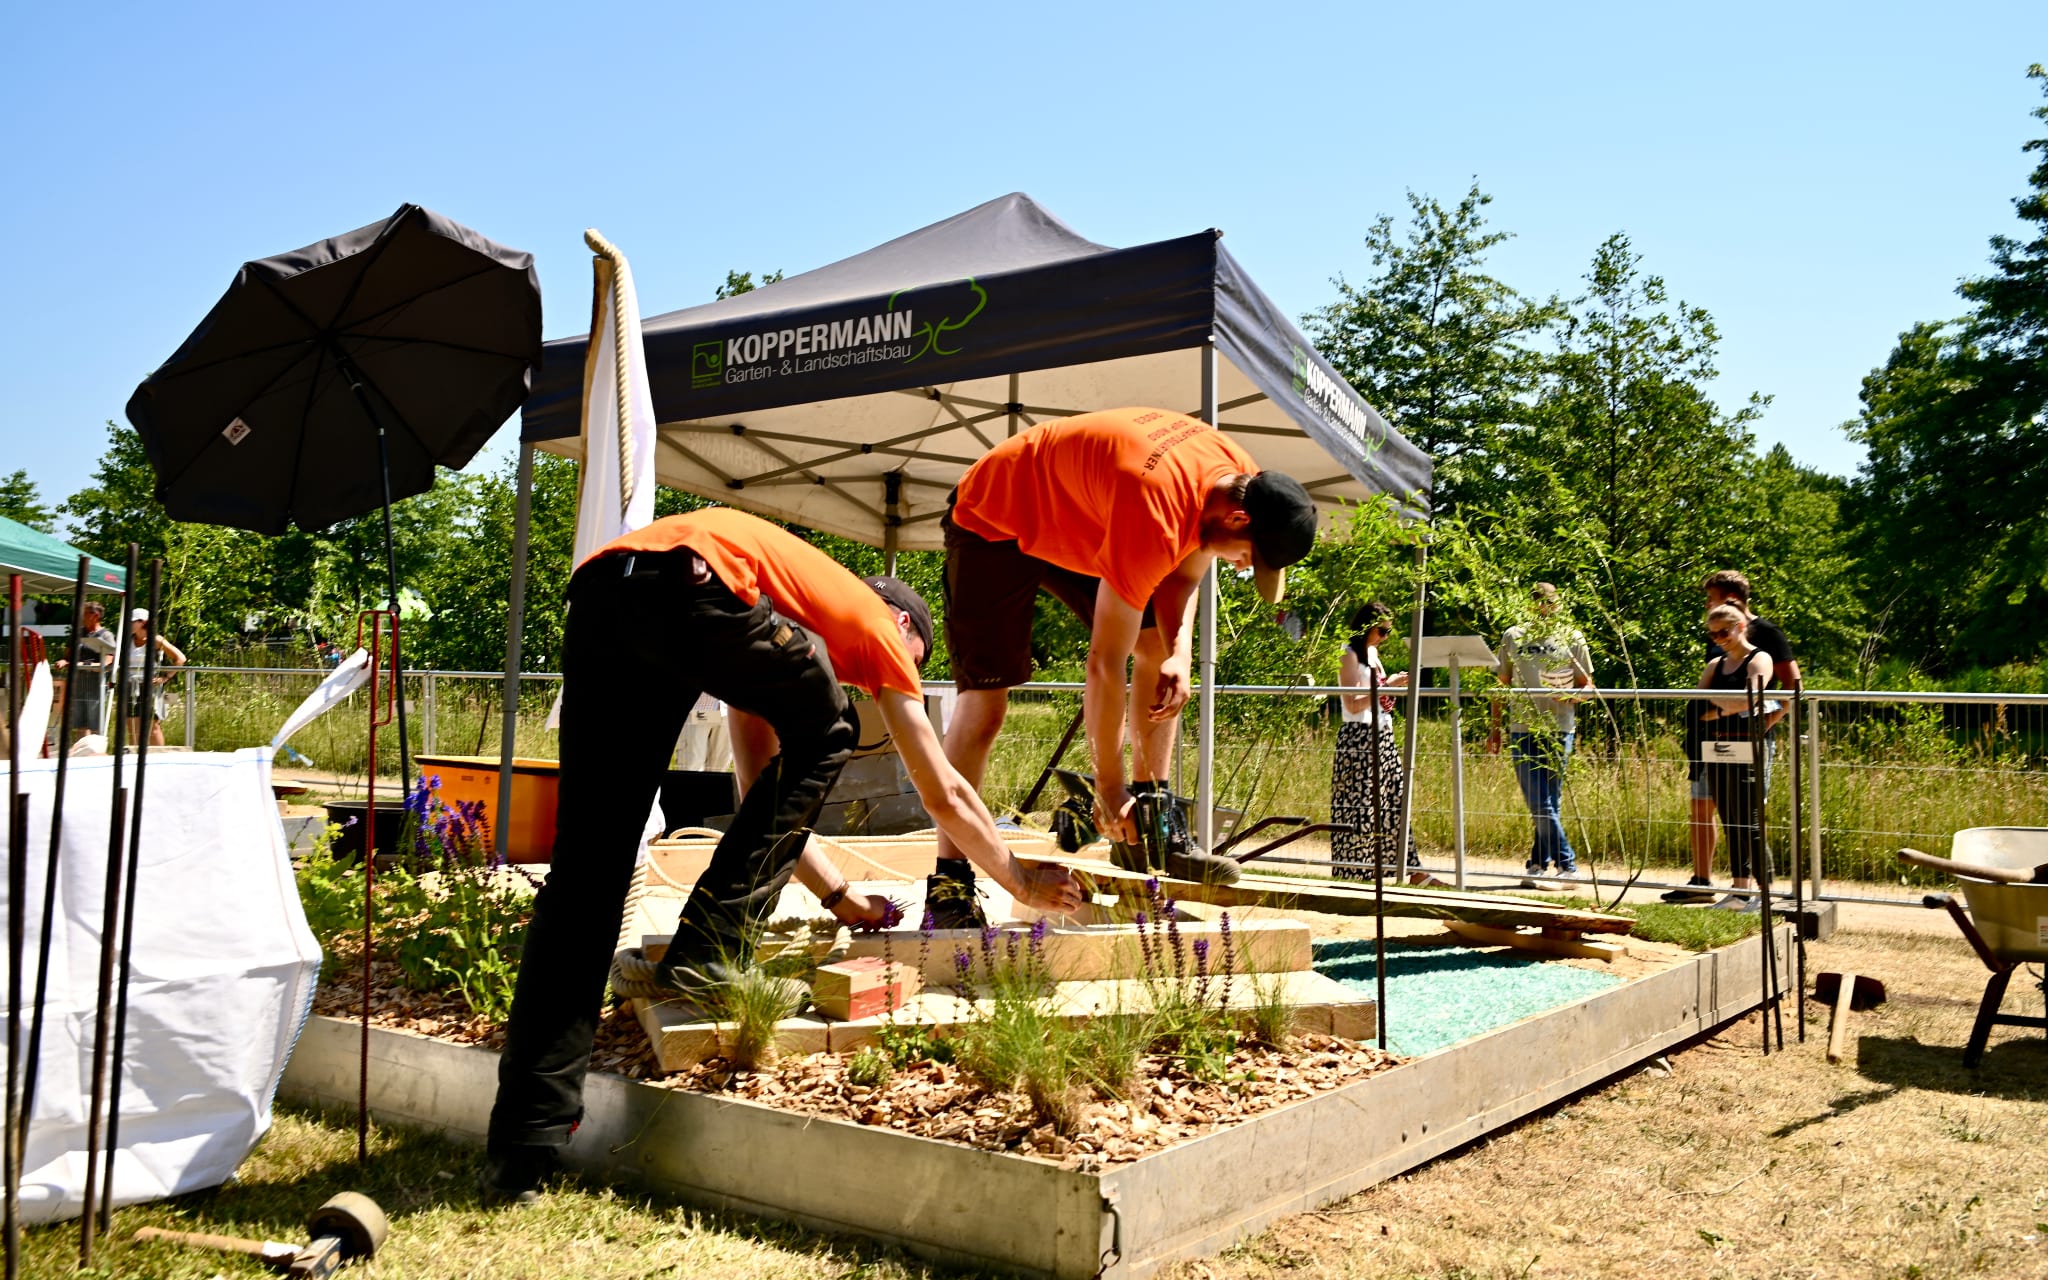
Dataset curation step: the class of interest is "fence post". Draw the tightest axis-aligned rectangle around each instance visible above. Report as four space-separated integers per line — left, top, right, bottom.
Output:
1806 700 1823 899
423 672 436 756
183 667 196 750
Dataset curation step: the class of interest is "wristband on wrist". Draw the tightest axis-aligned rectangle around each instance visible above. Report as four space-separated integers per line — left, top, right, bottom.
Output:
818 884 849 911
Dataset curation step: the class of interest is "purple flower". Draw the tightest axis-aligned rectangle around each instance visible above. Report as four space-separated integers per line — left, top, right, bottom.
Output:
979 924 998 975
1165 902 1184 980
920 909 936 939
1193 938 1210 976
954 949 973 977
342 815 359 829
428 773 442 791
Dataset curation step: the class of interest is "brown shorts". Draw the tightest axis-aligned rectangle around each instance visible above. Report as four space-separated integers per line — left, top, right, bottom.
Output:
942 507 1155 689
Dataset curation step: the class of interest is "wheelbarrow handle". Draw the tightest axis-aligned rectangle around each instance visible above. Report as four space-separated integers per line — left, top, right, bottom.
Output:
1921 891 2013 976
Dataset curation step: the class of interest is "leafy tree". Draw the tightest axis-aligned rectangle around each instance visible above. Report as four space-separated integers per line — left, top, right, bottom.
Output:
1846 67 2048 669
1305 185 1559 511
59 420 173 565
0 470 53 531
716 268 785 299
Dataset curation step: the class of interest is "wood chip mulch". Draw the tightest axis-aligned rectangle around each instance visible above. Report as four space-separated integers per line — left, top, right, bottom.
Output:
312 952 1401 1168
309 953 658 1078
656 1036 1401 1169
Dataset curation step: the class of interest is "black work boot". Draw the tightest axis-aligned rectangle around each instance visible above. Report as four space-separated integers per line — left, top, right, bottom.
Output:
481 1144 566 1206
924 859 988 931
1138 782 1242 886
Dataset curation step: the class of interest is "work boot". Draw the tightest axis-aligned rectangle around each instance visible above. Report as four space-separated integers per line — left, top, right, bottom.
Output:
646 955 812 1021
481 1144 565 1206
1135 783 1241 886
924 860 988 931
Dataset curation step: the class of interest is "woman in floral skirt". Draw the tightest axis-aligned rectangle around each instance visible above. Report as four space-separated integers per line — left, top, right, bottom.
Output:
1330 602 1424 882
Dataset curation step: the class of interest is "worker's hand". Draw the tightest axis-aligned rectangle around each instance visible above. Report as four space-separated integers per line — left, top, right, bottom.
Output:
1010 862 1086 916
1150 655 1192 722
1095 781 1137 845
1384 671 1409 687
829 887 904 931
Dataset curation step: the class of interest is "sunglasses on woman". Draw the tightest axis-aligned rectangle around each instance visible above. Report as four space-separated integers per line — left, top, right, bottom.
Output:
1708 626 1736 639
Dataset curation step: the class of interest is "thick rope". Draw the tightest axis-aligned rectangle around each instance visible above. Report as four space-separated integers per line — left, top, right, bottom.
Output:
582 228 638 524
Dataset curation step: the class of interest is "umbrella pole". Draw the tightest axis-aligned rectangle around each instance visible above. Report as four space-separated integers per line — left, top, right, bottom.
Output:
99 561 162 1227
338 354 412 799
20 557 90 1173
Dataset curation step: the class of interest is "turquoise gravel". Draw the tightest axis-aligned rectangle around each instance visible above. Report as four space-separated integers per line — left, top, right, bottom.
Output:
1313 938 1627 1057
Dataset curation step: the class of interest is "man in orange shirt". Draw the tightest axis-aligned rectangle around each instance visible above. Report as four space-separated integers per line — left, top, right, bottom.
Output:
931 407 1317 921
486 507 1082 1200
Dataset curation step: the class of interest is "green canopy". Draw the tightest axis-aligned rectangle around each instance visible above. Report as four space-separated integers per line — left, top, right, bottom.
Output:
0 515 127 595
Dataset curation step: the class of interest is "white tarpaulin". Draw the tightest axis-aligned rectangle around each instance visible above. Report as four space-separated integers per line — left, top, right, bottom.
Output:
270 647 371 749
1 747 320 1223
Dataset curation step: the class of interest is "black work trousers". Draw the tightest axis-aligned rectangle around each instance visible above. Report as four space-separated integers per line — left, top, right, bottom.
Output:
1703 753 1769 882
488 548 858 1152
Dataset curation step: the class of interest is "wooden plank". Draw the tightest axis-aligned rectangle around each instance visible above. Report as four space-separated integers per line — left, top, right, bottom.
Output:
840 918 1312 985
646 829 1061 888
1028 853 1635 936
1442 920 1627 963
637 972 1377 1070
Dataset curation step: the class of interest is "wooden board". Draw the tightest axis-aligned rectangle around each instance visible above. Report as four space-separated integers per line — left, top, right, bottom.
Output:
1029 853 1636 936
646 829 1061 888
1442 920 1627 962
632 971 1376 1073
840 918 1313 985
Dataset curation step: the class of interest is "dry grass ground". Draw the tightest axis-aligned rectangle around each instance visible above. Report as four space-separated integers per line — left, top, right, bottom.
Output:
1173 925 2048 1280
25 924 2044 1279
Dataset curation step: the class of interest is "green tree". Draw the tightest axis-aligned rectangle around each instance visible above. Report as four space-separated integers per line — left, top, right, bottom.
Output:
716 268 785 299
1305 184 1559 511
1527 233 1772 684
1846 67 2048 669
0 470 53 531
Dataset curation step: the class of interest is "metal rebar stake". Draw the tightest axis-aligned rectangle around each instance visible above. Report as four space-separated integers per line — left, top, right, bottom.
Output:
1791 681 1807 1043
100 561 162 1226
20 557 89 1171
80 543 138 1266
1751 684 1782 1054
5 572 24 1280
1370 668 1387 1053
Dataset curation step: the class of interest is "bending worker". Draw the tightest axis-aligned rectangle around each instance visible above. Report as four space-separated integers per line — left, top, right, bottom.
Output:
929 405 1318 925
486 506 1083 1200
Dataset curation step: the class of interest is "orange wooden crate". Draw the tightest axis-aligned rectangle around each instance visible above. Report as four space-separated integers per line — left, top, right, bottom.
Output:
415 754 559 863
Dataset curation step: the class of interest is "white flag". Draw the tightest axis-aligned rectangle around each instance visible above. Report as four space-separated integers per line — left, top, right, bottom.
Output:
548 233 659 733
272 648 372 750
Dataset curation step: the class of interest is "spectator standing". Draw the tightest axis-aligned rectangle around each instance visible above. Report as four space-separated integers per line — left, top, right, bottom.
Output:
121 608 187 747
1694 604 1774 910
1329 602 1425 883
1663 570 1800 903
1488 583 1594 887
54 599 116 744
675 692 733 773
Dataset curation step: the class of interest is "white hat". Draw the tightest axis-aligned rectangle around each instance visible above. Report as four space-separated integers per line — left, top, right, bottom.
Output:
130 608 150 623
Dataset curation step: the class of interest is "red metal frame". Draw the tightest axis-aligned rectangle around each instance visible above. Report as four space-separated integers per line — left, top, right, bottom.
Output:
353 610 398 1163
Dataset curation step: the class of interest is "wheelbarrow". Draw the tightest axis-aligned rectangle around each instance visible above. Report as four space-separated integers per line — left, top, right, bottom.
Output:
1902 827 2048 1067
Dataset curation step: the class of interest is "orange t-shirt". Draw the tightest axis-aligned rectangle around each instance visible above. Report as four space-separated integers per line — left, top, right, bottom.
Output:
594 508 923 698
952 408 1257 610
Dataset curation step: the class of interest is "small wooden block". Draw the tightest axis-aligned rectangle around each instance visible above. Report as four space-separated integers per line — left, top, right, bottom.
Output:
813 957 923 1021
1443 920 1626 962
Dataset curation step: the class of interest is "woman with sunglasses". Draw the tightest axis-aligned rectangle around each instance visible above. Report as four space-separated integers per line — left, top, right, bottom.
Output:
1696 603 1774 910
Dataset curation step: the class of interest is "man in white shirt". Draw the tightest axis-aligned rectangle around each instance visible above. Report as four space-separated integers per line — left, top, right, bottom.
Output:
1487 583 1594 886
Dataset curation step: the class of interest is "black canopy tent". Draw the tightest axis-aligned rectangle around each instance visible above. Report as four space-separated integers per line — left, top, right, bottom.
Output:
499 193 1433 854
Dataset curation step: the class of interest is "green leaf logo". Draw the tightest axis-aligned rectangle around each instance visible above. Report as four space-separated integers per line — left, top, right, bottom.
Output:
890 277 988 364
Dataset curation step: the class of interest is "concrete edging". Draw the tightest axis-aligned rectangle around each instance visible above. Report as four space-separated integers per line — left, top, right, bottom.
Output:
279 926 1794 1279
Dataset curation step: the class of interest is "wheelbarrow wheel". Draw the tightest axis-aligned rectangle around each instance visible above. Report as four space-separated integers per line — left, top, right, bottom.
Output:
307 1191 390 1260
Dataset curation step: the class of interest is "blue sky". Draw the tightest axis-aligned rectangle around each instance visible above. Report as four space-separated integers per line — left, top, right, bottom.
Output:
5 1 2043 513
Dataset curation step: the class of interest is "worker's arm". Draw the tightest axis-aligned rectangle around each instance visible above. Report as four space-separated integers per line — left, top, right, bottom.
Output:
1142 554 1207 722
1085 584 1146 843
1486 647 1512 752
877 690 1084 915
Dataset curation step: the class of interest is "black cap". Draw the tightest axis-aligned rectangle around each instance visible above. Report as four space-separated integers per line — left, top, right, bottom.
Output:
1241 472 1317 604
864 575 934 667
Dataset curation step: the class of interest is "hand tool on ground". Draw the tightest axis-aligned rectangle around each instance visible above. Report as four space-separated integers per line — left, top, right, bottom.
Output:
1810 971 1886 1064
1897 847 2048 885
134 1191 389 1275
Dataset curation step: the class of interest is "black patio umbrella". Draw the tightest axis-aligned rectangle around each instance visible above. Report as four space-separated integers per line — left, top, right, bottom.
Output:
125 203 543 784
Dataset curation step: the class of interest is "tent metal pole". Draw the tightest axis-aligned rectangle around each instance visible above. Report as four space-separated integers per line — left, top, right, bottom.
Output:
1397 539 1427 871
496 442 535 864
1196 341 1219 850
1007 373 1020 438
883 471 901 578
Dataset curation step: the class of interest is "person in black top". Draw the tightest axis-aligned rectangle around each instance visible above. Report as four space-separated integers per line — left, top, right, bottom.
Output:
1665 570 1801 903
1692 604 1776 909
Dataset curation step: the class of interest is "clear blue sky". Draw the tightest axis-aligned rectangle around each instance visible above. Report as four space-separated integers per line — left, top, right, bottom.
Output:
5 1 2043 513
